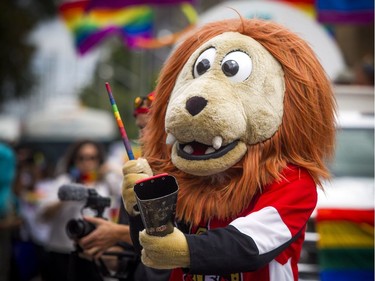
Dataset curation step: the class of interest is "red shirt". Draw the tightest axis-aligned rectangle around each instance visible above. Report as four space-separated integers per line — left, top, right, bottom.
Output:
169 165 317 281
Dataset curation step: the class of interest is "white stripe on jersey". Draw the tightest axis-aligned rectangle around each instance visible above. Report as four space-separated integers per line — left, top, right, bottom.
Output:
269 258 293 281
229 206 292 254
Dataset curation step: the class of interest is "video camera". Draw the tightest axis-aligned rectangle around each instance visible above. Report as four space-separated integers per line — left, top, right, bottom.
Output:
58 184 111 239
58 183 137 281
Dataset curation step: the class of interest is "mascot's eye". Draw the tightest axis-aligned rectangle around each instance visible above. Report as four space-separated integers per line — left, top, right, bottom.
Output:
197 59 210 75
222 60 239 77
221 51 252 82
193 47 216 78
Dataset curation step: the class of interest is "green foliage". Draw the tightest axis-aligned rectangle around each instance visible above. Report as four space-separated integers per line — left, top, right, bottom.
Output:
80 39 159 140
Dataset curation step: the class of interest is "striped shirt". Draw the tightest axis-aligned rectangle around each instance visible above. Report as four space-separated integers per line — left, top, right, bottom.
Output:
169 165 317 281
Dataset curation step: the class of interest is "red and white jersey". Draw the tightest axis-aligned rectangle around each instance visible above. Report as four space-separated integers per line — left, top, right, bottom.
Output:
169 164 317 281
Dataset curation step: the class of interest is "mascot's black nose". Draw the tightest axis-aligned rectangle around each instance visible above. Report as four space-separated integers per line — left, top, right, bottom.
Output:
186 96 208 116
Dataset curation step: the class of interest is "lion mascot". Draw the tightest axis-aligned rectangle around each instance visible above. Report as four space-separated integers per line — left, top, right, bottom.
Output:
122 18 336 281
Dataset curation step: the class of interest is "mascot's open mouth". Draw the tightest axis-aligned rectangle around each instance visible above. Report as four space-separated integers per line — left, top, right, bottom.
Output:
177 140 239 160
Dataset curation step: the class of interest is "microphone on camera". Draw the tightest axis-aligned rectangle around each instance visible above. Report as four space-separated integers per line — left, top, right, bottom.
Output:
58 183 111 218
58 183 90 201
59 184 112 241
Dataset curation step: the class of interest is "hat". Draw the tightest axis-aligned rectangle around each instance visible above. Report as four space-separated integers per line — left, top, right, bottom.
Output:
133 91 155 117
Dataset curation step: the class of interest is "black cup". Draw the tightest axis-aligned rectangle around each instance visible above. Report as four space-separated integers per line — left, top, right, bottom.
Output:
134 173 179 237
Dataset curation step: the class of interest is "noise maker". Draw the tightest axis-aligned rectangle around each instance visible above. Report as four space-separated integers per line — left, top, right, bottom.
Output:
105 82 135 160
134 173 179 237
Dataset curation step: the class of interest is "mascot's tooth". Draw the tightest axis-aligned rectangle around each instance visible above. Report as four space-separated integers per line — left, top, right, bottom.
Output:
183 145 194 154
212 136 223 150
166 133 176 145
205 147 216 154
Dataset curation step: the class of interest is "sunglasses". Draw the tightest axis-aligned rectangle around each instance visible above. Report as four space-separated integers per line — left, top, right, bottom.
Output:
134 95 154 110
77 155 99 162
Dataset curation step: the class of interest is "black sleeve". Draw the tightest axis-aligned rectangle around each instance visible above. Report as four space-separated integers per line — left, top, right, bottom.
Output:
128 213 145 255
117 202 145 255
133 265 171 281
116 204 137 252
185 225 301 275
117 204 171 281
118 203 130 225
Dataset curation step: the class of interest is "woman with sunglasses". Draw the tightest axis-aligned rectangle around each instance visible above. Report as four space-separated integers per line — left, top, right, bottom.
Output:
37 139 123 281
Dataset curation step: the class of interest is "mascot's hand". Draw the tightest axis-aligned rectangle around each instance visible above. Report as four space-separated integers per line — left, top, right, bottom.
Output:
140 227 190 269
122 158 153 216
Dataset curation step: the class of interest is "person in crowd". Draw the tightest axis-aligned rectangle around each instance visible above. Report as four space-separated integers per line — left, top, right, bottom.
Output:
78 92 169 280
105 91 155 176
353 53 374 86
334 53 374 86
133 91 155 136
0 141 19 281
37 139 122 281
10 145 52 281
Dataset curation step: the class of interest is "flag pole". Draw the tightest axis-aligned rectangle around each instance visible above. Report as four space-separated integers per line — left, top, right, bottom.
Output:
105 82 135 160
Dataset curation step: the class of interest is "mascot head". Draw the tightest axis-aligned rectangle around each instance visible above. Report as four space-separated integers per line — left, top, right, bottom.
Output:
142 18 336 226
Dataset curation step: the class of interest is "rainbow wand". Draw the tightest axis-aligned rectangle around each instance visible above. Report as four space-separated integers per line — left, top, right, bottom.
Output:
105 82 135 160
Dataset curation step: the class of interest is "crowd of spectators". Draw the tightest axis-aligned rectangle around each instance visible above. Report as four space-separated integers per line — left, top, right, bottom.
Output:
0 92 157 281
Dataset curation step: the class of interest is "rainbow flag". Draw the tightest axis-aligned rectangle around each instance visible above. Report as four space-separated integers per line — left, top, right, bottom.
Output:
59 0 154 55
85 0 195 10
316 208 374 281
275 0 316 18
317 0 374 24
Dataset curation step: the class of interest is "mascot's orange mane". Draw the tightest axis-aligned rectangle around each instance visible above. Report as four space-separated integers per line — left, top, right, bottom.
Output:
142 18 336 226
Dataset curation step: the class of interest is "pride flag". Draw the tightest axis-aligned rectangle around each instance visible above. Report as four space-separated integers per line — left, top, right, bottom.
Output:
316 208 374 281
59 0 197 54
59 0 154 55
275 0 316 18
317 0 374 24
85 0 195 10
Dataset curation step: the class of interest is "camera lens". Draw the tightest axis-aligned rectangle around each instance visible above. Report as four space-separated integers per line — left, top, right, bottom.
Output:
66 219 95 239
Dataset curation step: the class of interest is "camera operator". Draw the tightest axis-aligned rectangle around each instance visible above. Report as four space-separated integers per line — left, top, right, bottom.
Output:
37 139 122 281
77 215 132 260
76 204 139 280
75 94 156 272
77 200 170 281
76 93 171 281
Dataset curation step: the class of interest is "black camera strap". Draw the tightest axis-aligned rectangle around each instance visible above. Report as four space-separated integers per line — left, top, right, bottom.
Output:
67 248 104 281
99 250 139 281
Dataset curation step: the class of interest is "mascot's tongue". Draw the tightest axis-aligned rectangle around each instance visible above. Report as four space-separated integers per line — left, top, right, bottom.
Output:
191 141 208 155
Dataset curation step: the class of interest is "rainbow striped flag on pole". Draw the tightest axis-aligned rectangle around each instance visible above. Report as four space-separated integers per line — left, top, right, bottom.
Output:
59 0 197 54
317 0 374 24
316 208 374 281
275 0 316 18
85 0 195 10
59 0 154 55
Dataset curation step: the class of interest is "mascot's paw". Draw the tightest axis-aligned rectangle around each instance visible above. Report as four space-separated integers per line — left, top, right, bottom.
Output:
140 227 190 269
122 158 153 216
